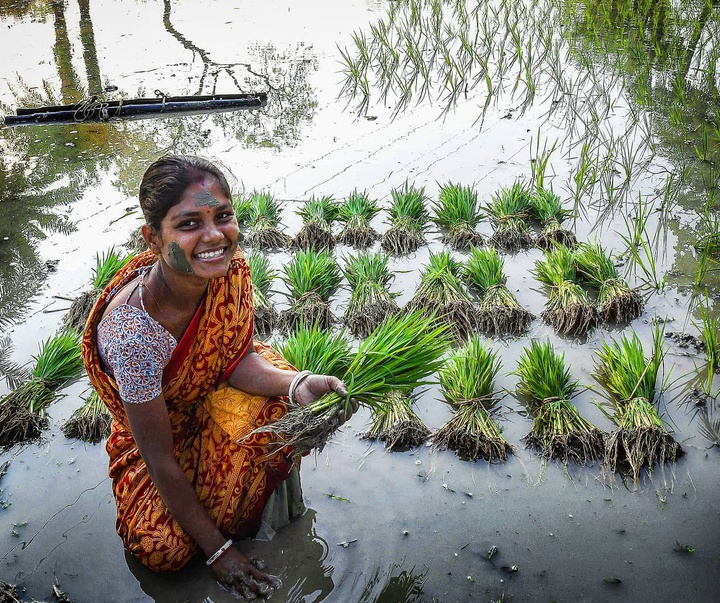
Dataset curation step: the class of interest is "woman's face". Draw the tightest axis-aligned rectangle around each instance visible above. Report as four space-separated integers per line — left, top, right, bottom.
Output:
147 175 240 281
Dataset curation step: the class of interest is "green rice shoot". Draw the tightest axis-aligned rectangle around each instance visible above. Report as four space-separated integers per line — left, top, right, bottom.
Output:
485 182 534 251
574 241 644 323
337 190 380 247
381 182 430 254
246 251 278 334
405 250 478 343
293 195 339 251
516 340 604 464
530 188 577 249
432 336 512 462
278 322 353 378
694 296 720 391
232 195 252 226
463 246 533 336
533 245 598 336
280 249 342 332
363 390 430 451
62 389 111 443
432 182 485 250
594 326 683 480
342 251 400 338
245 191 291 249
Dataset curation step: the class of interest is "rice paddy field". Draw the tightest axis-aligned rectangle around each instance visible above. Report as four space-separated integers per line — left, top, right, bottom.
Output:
1 0 719 601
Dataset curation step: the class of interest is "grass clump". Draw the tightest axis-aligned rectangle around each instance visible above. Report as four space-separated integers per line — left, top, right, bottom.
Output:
533 245 598 337
594 327 683 481
463 246 533 336
432 182 485 251
337 190 380 247
575 241 644 324
254 310 451 455
0 329 84 448
381 182 430 254
694 296 719 390
280 249 341 333
293 195 339 251
516 340 604 464
245 191 291 249
485 182 534 251
363 390 430 451
62 389 111 443
342 251 400 339
431 336 512 462
65 247 134 331
405 250 478 343
530 188 577 249
278 323 353 378
232 195 252 226
246 251 278 335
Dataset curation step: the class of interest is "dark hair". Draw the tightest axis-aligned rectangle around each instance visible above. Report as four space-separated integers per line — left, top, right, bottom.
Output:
139 155 232 229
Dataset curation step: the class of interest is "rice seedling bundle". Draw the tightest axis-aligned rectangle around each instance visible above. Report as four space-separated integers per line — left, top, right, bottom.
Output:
432 182 485 250
245 191 291 249
363 390 430 451
62 389 111 443
232 195 252 226
246 251 278 334
431 336 512 462
253 310 451 455
280 249 342 333
65 247 134 331
463 246 533 336
381 182 430 254
574 242 644 323
278 323 353 378
594 328 683 480
516 340 604 464
292 195 339 251
337 190 380 247
530 188 577 249
405 250 478 343
533 245 598 336
0 329 84 448
485 182 534 251
342 251 400 338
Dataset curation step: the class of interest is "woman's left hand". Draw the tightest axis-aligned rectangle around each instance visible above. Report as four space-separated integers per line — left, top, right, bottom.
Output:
293 375 359 425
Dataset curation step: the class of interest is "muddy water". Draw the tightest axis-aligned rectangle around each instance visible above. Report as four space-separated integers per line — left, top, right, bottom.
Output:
1 0 719 602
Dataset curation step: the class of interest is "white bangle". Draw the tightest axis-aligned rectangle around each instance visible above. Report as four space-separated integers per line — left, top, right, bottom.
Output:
206 539 233 566
288 370 312 406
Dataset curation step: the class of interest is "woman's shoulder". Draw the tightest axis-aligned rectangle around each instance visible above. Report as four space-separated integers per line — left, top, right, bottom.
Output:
98 304 176 349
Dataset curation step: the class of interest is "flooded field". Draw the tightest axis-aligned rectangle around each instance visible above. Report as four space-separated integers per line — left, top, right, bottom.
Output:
1 0 719 601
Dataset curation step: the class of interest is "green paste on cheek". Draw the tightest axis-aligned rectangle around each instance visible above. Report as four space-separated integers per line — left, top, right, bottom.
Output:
168 241 194 274
194 189 221 208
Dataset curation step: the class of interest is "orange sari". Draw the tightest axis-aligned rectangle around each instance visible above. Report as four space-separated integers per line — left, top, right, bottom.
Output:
83 249 296 572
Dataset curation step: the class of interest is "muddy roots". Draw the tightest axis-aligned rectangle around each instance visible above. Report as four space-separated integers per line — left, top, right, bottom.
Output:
62 410 111 443
605 426 683 481
293 223 336 251
381 227 426 255
251 405 338 456
490 221 533 251
382 420 430 450
254 303 278 335
598 285 644 323
536 226 577 250
280 292 334 333
405 297 478 343
431 412 513 462
345 300 400 339
442 229 485 252
477 287 534 336
0 400 47 448
247 228 291 250
523 429 605 465
64 290 97 331
541 300 597 337
338 226 378 248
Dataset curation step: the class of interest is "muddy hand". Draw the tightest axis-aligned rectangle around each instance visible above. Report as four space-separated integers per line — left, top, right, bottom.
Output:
326 380 359 426
212 547 281 600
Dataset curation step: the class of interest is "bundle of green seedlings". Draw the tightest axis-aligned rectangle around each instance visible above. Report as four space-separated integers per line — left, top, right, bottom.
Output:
574 241 644 323
463 246 533 336
252 310 451 455
280 249 342 333
533 245 598 336
64 247 134 331
292 195 339 251
516 340 604 464
245 191 291 249
337 190 380 247
432 182 485 250
342 251 400 339
405 250 479 343
594 328 683 480
530 188 577 249
232 195 252 226
431 336 512 462
362 390 430 451
381 182 430 254
485 182 534 251
0 329 84 448
278 322 353 379
246 251 278 334
62 389 111 443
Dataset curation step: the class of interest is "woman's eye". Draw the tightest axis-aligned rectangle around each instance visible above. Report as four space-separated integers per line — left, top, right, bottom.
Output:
178 220 197 228
217 212 234 221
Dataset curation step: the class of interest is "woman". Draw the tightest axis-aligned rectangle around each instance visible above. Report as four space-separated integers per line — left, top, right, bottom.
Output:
82 156 351 599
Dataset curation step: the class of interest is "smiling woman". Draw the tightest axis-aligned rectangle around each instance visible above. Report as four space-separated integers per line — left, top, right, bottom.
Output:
81 156 353 599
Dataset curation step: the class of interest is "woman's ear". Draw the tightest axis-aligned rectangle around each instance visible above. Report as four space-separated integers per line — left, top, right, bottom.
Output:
142 224 162 255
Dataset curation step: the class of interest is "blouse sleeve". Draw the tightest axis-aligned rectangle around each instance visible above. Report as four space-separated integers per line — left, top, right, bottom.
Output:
97 305 177 404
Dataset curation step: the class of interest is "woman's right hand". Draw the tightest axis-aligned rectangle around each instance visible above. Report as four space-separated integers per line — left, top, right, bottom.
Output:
211 546 281 600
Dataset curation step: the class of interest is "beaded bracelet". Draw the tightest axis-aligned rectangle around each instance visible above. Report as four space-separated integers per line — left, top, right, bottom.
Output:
288 370 313 406
206 539 234 566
